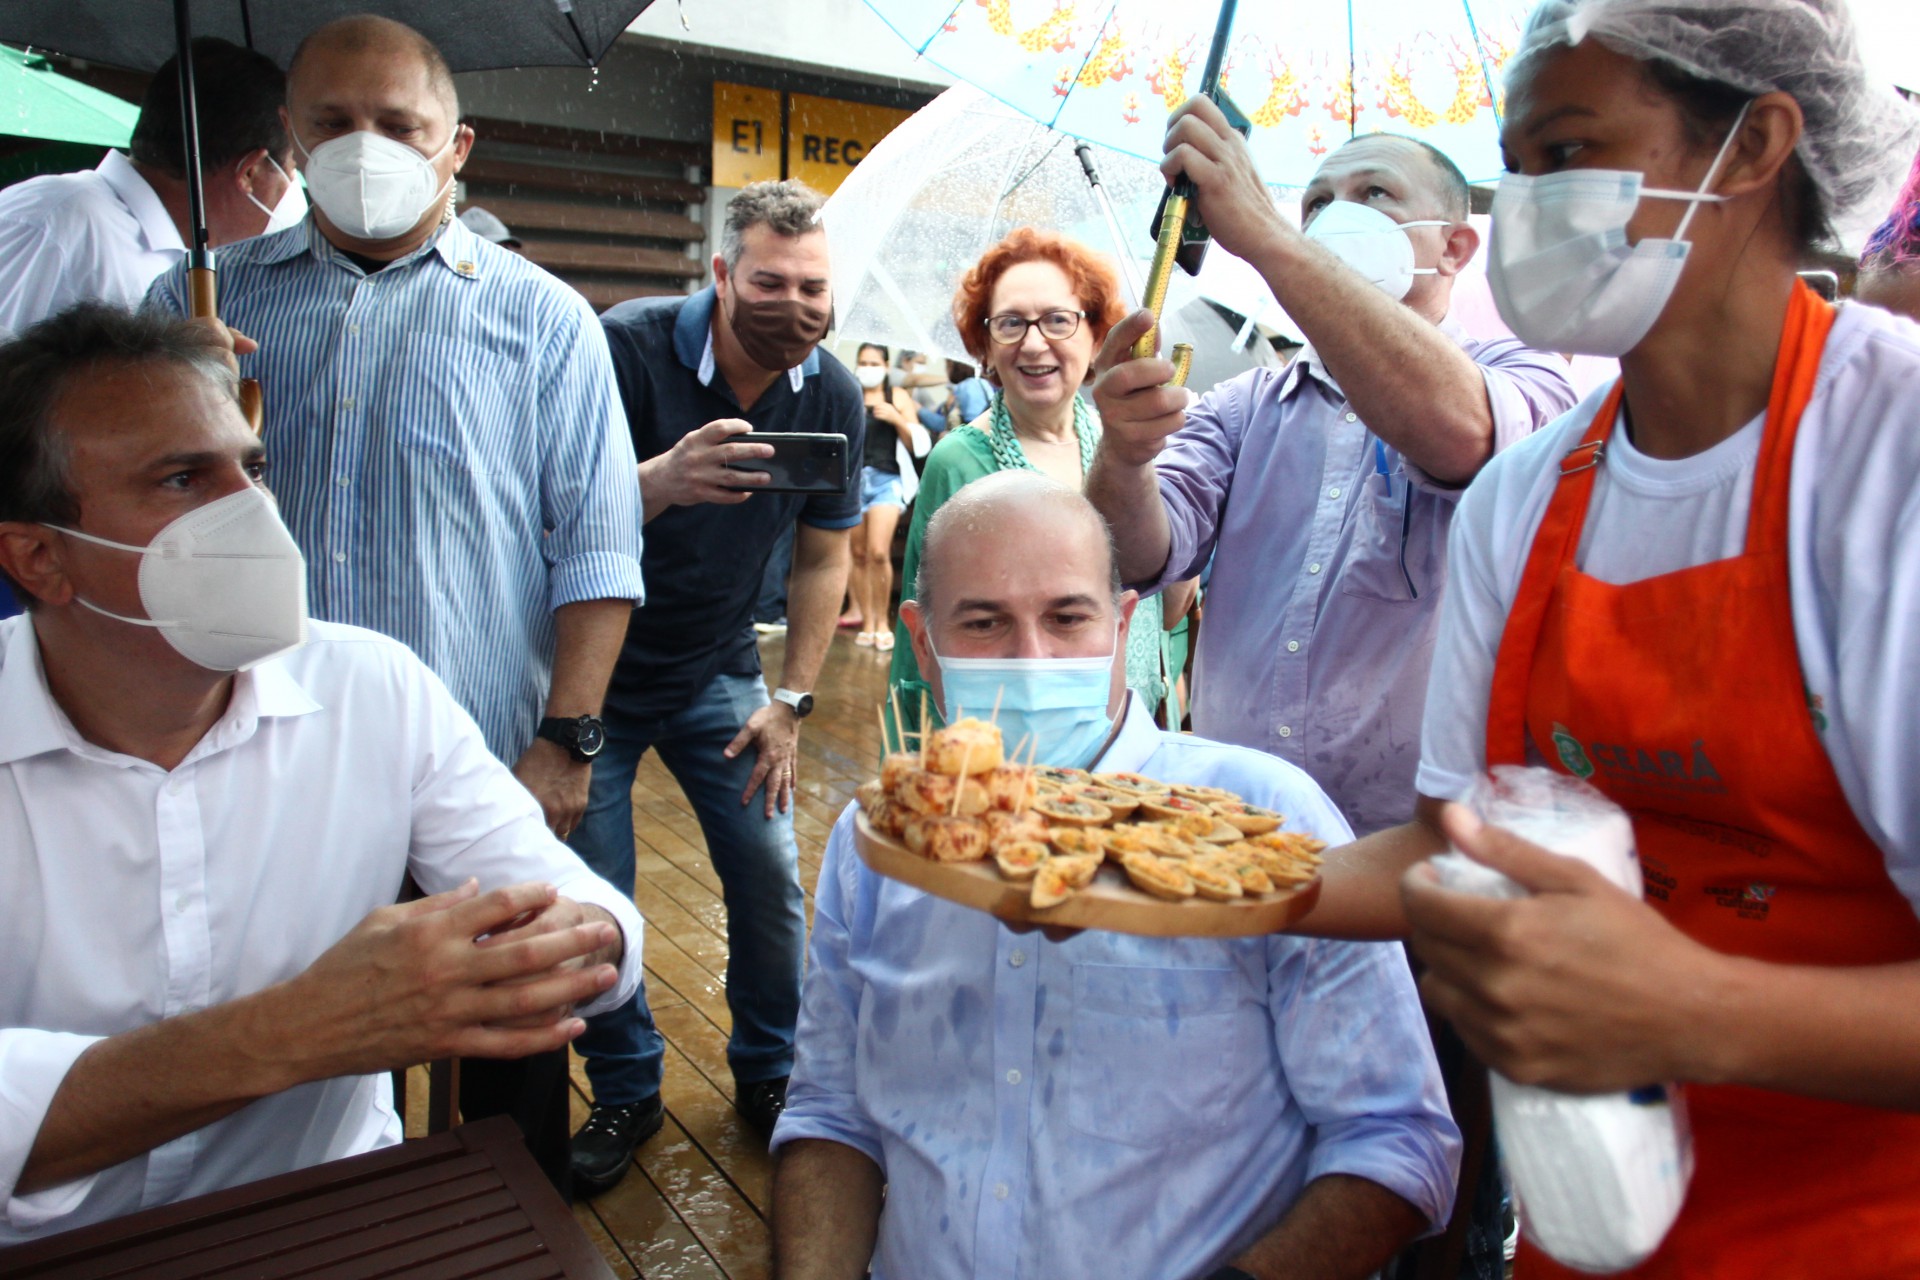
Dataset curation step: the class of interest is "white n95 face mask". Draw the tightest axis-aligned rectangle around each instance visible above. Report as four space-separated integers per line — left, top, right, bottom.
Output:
295 127 455 242
1486 106 1747 357
52 486 309 672
245 154 309 235
855 365 889 389
1303 199 1449 300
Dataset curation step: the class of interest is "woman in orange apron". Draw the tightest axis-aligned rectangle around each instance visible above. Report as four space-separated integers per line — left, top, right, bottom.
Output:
1298 0 1920 1273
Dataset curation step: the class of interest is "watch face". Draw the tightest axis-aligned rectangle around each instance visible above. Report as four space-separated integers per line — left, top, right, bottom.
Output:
797 693 815 717
575 719 606 757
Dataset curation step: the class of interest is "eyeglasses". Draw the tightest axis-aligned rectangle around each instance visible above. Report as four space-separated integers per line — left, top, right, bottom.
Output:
985 309 1085 345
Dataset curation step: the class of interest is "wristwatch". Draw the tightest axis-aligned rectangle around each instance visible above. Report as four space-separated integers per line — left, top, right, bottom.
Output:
772 688 815 718
537 714 607 763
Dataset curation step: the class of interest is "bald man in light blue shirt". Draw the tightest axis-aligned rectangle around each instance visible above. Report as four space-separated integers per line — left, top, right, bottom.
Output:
771 474 1458 1280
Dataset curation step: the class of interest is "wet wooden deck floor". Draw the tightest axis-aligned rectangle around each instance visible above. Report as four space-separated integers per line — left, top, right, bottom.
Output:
561 628 887 1278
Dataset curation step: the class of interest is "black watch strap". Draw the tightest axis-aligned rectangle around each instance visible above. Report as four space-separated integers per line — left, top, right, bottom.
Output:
537 714 605 763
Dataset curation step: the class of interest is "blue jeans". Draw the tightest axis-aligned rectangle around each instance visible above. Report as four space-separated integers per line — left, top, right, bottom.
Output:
568 670 805 1104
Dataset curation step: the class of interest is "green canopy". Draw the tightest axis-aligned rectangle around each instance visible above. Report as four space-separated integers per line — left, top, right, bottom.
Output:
1 44 138 148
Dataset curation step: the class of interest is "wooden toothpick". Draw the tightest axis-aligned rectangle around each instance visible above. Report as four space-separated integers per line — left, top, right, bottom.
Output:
951 739 975 816
888 686 905 756
1010 733 1032 815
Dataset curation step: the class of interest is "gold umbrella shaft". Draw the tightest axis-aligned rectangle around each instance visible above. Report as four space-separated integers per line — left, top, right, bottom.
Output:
1131 192 1189 360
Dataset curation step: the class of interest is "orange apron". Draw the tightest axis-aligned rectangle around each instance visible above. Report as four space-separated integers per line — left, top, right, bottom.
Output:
1486 282 1920 1278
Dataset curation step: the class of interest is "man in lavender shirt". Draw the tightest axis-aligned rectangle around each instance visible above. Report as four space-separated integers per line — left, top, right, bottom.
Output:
1090 99 1576 838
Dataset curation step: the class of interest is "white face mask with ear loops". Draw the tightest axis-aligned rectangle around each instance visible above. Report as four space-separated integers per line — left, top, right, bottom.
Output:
295 127 455 242
1487 103 1749 357
245 153 308 234
1303 199 1450 300
51 487 309 672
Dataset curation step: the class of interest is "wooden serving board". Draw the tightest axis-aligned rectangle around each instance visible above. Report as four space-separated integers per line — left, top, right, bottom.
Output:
854 811 1321 938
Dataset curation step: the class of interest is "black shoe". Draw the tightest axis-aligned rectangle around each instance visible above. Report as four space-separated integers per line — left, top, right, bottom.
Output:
735 1076 789 1136
570 1096 663 1198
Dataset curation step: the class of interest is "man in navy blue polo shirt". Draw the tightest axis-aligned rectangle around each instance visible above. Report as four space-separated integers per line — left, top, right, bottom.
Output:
570 180 861 1192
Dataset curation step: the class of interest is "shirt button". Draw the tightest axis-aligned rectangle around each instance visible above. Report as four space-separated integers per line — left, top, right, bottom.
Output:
348 323 361 336
1279 726 1293 738
333 550 347 563
174 894 191 912
993 1183 1010 1201
1308 562 1322 575
1286 640 1300 653
1005 1069 1022 1085
1008 950 1026 968
1344 412 1358 422
341 397 356 411
336 474 351 487
1328 487 1341 499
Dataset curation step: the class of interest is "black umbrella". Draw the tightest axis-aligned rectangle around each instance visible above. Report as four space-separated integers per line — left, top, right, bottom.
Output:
2 1 654 74
2 0 657 424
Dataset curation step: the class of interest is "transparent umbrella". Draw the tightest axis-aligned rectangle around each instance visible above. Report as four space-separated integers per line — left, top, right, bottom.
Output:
824 85 1282 390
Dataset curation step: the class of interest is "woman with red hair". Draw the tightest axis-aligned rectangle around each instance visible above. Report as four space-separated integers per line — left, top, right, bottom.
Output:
883 227 1171 746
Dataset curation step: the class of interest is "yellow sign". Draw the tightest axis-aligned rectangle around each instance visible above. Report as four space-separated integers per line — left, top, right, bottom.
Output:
712 82 781 188
785 92 910 195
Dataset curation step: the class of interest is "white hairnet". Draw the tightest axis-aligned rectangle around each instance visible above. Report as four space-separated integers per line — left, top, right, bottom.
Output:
1509 0 1920 252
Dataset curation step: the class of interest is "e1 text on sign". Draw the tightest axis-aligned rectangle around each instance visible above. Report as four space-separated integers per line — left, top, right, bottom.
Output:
712 81 781 189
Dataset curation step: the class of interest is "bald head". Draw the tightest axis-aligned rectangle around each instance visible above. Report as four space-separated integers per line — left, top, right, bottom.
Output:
1306 132 1470 225
915 471 1120 612
289 15 458 121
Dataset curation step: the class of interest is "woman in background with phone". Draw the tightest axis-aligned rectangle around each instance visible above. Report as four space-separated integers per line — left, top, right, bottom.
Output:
849 343 921 650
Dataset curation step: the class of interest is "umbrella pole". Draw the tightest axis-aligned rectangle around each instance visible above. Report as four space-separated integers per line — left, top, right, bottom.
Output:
1130 0 1239 369
174 0 210 269
1075 142 1145 308
174 0 265 431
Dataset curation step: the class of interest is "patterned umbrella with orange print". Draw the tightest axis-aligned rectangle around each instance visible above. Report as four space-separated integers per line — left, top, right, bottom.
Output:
865 0 1535 186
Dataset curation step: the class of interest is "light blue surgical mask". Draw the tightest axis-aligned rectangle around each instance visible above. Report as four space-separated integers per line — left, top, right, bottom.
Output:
927 624 1118 770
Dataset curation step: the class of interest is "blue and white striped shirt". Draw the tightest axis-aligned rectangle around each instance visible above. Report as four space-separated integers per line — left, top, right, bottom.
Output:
148 217 645 762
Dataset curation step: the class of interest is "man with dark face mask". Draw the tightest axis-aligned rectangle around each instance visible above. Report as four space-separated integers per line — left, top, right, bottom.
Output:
576 180 862 1191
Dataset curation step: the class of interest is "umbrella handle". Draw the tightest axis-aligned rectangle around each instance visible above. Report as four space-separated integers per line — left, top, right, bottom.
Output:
188 265 265 434
1170 343 1193 388
1131 192 1188 360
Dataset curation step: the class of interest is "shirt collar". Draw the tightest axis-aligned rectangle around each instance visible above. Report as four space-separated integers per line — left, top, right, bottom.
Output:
1287 309 1472 399
1090 692 1161 774
298 212 482 280
680 285 814 394
0 617 322 768
97 150 185 257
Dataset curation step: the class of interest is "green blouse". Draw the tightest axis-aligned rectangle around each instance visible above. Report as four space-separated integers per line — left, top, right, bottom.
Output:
883 411 1167 753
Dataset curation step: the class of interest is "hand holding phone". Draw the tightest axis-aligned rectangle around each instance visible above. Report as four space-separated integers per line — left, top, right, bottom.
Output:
646 419 775 511
723 432 848 495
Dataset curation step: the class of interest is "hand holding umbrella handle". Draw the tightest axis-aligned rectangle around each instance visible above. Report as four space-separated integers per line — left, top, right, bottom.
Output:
1130 193 1190 360
188 265 264 433
1132 0 1247 365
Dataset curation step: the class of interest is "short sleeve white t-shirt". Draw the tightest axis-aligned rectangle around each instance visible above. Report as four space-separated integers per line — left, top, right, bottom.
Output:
1416 302 1920 915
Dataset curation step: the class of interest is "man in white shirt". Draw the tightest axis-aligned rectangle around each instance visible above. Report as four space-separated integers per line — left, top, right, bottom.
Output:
0 38 297 340
0 303 644 1244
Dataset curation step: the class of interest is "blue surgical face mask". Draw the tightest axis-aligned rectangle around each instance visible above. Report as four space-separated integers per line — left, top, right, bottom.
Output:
928 623 1118 770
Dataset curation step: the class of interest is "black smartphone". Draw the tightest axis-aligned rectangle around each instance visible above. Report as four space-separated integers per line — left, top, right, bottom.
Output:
724 432 848 495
